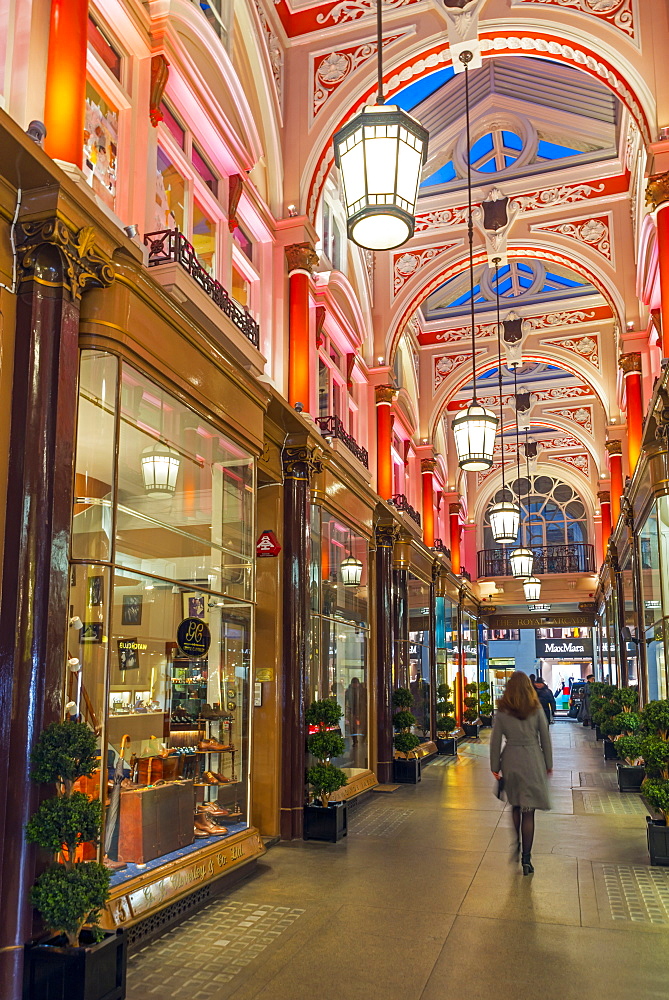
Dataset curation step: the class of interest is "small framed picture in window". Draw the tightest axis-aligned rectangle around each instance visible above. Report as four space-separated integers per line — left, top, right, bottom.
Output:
81 622 104 644
121 594 143 626
182 592 207 622
88 575 104 607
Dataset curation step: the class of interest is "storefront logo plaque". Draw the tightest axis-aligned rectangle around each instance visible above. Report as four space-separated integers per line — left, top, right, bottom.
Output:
177 617 211 658
256 529 281 557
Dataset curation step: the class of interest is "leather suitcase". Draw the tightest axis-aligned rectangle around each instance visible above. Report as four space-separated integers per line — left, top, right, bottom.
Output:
118 780 194 863
136 755 181 784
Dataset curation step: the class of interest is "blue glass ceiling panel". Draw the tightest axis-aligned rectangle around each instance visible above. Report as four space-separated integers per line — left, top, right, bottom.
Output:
394 67 455 112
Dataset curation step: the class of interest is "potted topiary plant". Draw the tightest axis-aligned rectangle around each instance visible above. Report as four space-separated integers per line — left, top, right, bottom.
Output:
436 683 458 755
304 699 348 842
23 721 126 1000
639 700 669 864
392 688 422 783
478 682 493 727
601 687 639 760
590 683 617 740
614 732 646 792
462 682 481 738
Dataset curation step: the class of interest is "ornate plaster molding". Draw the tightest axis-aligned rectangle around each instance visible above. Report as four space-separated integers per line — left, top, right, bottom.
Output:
316 0 421 27
311 30 412 121
646 171 669 211
618 351 642 375
605 439 623 456
513 0 635 41
541 333 600 369
543 405 594 434
421 458 437 473
375 384 396 405
393 242 461 296
18 220 114 300
253 0 284 107
434 351 485 392
597 490 612 504
282 446 323 479
530 214 612 262
552 452 590 477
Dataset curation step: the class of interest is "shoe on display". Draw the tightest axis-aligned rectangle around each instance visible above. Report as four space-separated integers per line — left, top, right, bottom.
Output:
197 802 228 817
103 856 127 870
198 739 233 752
202 771 221 784
194 817 228 836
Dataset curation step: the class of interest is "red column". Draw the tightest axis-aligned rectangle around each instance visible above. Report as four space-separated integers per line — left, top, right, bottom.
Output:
449 503 461 575
598 490 612 560
656 203 669 359
286 244 317 409
375 385 394 500
606 440 624 526
421 459 436 547
619 353 643 473
44 0 89 165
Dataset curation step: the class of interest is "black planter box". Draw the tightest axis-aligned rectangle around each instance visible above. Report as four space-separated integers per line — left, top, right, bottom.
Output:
617 763 645 792
647 817 669 866
23 929 126 1000
590 721 597 730
463 723 481 738
603 738 618 760
479 716 492 728
436 737 457 755
393 757 421 783
595 725 603 741
303 801 348 842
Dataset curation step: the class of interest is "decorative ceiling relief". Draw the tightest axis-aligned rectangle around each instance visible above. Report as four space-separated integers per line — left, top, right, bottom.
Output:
432 321 497 345
253 0 284 107
551 452 591 477
542 333 600 369
543 404 594 434
315 0 421 27
393 242 461 296
477 462 503 489
513 0 635 41
415 205 471 234
531 215 612 262
539 432 584 450
421 306 610 346
434 351 485 392
530 385 594 402
311 30 412 121
511 183 607 214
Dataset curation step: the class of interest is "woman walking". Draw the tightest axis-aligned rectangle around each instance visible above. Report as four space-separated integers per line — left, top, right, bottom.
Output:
490 671 553 875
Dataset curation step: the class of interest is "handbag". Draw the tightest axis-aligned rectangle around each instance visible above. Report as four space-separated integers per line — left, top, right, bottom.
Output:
494 776 506 800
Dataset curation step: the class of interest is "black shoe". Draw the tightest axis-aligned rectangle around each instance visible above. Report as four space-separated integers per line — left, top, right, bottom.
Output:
521 854 534 875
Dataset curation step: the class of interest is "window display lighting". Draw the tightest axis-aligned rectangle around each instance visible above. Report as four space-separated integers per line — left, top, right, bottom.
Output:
333 0 428 250
341 554 363 587
453 51 498 471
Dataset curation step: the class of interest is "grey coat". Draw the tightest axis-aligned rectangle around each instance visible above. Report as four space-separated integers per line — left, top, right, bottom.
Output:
490 708 553 810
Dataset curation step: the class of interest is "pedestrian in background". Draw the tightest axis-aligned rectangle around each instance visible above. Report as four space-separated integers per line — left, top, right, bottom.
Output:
534 676 557 725
578 673 595 726
490 671 553 875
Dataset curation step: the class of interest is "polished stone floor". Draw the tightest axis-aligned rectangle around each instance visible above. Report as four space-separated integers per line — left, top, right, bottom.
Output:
126 721 669 1000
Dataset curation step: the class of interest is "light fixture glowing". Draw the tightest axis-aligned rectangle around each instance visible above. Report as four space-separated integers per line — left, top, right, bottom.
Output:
141 443 180 495
489 500 520 544
341 554 363 587
523 576 541 602
510 546 534 579
453 403 498 471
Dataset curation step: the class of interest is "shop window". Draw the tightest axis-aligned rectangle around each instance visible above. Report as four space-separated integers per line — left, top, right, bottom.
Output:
232 224 253 264
155 147 186 231
318 360 329 419
231 265 249 307
192 143 218 198
88 15 122 81
161 101 186 150
192 201 216 275
69 350 254 882
322 200 345 273
83 80 118 210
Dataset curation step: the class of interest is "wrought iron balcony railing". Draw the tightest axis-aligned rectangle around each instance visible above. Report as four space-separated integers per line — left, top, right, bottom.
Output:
388 494 421 527
143 229 260 348
477 543 596 579
315 415 369 469
433 538 451 559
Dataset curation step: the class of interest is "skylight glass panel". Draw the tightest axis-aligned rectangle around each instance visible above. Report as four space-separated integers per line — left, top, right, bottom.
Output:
394 67 455 112
420 160 456 187
502 131 523 150
536 139 583 160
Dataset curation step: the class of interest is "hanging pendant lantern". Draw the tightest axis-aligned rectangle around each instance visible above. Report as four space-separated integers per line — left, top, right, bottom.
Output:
489 499 520 544
334 105 428 251
141 443 181 495
341 554 363 587
509 546 534 579
453 402 498 471
523 576 541 602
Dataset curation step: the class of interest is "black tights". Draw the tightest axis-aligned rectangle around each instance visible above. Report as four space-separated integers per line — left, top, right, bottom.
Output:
512 806 535 857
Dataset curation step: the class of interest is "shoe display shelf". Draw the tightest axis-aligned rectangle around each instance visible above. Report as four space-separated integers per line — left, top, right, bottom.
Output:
194 714 243 823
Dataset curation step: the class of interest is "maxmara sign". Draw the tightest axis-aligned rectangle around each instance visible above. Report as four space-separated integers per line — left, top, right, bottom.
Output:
535 636 593 660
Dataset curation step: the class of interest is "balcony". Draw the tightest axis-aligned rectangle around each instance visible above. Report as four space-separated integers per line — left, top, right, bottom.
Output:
144 229 260 348
388 494 421 527
316 415 369 469
433 538 451 559
477 543 596 578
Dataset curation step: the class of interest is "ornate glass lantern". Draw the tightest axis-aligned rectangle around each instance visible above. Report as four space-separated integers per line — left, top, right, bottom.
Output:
489 499 520 544
340 555 363 587
453 403 498 471
523 576 541 602
141 443 180 495
509 546 534 579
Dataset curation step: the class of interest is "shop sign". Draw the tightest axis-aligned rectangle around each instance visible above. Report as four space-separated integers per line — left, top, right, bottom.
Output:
177 617 211 658
484 612 596 629
256 529 281 557
535 636 593 659
256 667 274 682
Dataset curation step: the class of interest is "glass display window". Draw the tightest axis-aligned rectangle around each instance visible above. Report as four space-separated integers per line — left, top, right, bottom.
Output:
407 574 431 736
643 502 669 699
155 146 186 231
83 80 118 209
68 350 255 884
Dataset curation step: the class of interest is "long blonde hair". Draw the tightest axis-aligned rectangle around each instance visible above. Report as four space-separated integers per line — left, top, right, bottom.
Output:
497 671 541 720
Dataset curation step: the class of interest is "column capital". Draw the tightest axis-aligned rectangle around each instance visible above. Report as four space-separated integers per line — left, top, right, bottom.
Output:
646 170 669 211
597 490 611 504
421 458 437 474
17 219 114 301
618 352 642 375
375 384 396 405
375 522 400 548
282 445 323 480
605 439 623 456
449 502 461 516
285 242 318 275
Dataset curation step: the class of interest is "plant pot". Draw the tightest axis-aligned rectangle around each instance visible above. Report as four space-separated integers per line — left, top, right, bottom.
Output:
590 721 597 730
303 801 348 843
393 757 421 783
436 737 457 755
647 817 669 866
479 716 492 728
463 723 481 738
23 929 126 1000
603 738 618 760
617 763 645 792
595 725 603 741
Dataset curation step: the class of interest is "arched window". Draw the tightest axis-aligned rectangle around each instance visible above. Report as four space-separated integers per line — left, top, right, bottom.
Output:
483 475 588 550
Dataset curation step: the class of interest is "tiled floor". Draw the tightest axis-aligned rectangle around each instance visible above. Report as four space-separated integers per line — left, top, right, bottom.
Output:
125 721 669 1000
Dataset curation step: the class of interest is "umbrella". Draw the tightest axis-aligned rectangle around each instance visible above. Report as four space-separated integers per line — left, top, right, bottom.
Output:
104 734 130 862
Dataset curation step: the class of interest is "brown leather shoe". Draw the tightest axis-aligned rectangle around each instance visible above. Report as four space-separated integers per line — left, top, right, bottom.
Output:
198 739 233 752
197 802 227 817
194 817 228 836
202 771 221 784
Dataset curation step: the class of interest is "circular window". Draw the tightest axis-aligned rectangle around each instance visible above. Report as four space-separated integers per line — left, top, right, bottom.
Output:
479 261 545 302
483 475 588 549
453 114 538 179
